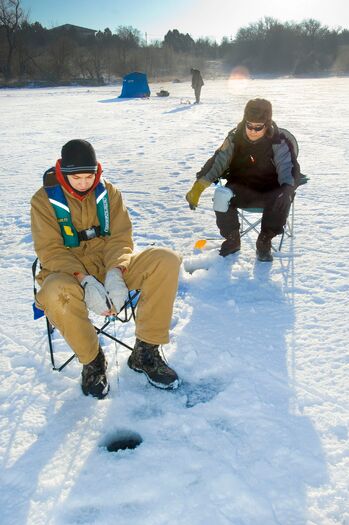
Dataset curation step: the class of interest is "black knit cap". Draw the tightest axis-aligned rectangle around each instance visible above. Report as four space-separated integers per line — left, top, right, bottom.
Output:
244 98 272 124
61 139 98 175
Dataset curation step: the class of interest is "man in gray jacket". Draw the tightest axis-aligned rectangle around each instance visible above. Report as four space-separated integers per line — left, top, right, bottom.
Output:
185 98 300 261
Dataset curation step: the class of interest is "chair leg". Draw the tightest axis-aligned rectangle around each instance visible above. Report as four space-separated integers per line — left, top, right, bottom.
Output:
278 200 295 251
94 319 134 351
47 317 75 372
278 231 285 251
238 210 262 238
47 290 141 372
239 201 295 253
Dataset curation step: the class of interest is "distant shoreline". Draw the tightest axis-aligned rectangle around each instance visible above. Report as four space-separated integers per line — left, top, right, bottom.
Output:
1 72 349 89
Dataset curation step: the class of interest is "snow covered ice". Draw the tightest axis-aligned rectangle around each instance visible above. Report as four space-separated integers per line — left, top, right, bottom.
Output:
0 77 349 525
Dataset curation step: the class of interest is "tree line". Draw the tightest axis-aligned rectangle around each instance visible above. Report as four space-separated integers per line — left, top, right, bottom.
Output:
1 0 348 86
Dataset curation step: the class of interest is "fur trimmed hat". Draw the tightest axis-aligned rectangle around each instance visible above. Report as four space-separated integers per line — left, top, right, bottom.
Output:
61 139 98 175
243 98 272 124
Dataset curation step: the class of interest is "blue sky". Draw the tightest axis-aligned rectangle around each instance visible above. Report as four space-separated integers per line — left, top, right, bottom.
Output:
22 0 349 42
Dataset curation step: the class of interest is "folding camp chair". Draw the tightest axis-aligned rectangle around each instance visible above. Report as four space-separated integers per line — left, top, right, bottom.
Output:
238 173 309 252
32 259 140 372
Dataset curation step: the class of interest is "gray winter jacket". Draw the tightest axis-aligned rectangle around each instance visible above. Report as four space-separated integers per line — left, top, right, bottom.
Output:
196 123 299 188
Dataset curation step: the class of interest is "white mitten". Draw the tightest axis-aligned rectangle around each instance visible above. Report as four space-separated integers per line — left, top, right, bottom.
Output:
104 268 129 313
80 275 111 315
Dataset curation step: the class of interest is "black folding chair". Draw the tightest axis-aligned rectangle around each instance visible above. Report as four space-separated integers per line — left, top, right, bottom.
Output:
32 259 140 372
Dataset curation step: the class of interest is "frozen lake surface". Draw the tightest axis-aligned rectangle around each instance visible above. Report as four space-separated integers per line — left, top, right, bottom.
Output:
0 77 348 524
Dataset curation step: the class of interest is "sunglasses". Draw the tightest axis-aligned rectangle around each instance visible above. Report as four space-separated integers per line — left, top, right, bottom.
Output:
245 122 266 132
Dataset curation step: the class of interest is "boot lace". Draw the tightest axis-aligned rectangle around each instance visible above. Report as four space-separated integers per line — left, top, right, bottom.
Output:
140 344 169 371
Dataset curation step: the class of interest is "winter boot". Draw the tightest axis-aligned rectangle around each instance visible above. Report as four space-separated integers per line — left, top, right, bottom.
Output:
219 231 241 257
81 346 109 399
256 232 274 262
128 338 180 390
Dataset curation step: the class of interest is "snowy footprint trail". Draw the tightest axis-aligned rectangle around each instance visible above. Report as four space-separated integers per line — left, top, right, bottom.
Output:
0 78 348 524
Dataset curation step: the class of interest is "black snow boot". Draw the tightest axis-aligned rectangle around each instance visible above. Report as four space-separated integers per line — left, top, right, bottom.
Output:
81 347 109 399
219 231 241 257
128 339 180 390
256 232 274 262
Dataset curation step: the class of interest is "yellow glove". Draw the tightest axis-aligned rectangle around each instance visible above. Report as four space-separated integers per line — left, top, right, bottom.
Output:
185 179 210 210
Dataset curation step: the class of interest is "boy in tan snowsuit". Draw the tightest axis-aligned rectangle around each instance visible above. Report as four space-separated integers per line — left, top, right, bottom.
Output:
31 139 181 398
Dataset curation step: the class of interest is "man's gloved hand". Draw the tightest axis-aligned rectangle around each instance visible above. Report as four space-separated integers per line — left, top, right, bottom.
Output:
273 184 294 214
185 179 211 210
80 275 111 316
104 268 129 313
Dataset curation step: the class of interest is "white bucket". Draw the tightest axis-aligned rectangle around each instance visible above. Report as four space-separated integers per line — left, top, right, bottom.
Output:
213 186 234 213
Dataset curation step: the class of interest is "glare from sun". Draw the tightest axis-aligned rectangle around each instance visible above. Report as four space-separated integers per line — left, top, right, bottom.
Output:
227 66 251 93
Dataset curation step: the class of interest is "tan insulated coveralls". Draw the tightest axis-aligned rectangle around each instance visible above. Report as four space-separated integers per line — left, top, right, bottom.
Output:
31 179 181 364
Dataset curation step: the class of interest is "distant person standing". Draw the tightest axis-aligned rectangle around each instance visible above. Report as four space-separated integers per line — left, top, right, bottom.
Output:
190 68 204 104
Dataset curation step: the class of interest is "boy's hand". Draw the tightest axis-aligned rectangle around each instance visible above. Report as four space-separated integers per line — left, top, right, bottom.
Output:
104 268 129 313
80 275 111 316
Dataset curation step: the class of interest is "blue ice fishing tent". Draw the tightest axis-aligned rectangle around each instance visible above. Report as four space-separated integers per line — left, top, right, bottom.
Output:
118 72 150 98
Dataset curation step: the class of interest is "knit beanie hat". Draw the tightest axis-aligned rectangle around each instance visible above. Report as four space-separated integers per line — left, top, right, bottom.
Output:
244 98 272 124
61 139 98 175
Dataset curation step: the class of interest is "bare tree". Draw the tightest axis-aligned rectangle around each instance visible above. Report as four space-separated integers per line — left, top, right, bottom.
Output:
48 36 76 81
0 0 26 79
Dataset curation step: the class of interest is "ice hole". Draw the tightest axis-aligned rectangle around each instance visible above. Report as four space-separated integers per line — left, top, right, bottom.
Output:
101 430 143 453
